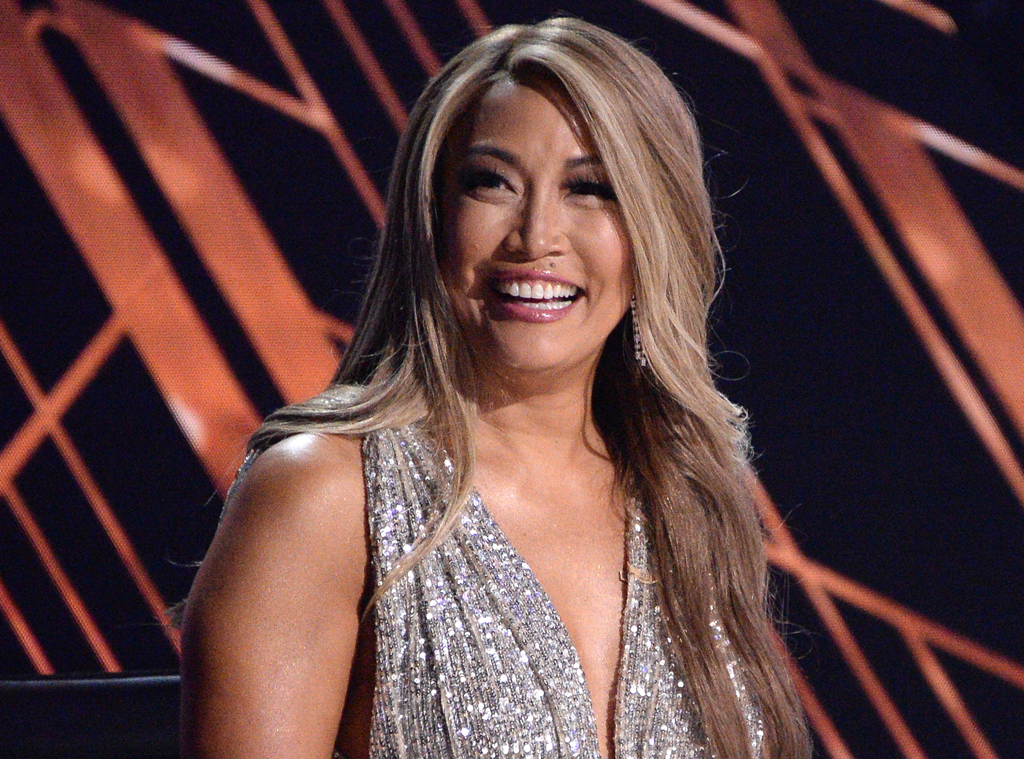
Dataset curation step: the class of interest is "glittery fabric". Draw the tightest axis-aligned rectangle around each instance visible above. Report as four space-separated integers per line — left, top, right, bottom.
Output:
362 426 763 759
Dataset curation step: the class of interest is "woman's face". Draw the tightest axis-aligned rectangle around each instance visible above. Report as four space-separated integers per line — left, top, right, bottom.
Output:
439 79 633 381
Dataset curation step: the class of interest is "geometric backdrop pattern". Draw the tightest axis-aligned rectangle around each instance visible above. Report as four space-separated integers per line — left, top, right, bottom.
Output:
1 1 1022 756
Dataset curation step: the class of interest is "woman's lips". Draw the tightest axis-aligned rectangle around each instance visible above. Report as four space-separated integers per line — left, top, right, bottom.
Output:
486 274 581 323
489 297 576 322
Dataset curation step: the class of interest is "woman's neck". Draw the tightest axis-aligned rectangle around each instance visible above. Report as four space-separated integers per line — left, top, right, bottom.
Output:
471 362 608 467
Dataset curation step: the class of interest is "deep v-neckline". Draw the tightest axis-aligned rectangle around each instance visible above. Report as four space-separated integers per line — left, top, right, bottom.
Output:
366 427 736 759
464 487 639 759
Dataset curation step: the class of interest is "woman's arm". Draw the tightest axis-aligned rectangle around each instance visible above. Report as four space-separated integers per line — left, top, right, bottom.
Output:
180 432 368 759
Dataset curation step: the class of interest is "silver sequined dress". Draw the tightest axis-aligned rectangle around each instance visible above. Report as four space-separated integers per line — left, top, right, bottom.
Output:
361 426 762 759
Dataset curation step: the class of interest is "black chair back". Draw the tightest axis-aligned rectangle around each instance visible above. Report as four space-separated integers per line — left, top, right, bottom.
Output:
0 674 179 758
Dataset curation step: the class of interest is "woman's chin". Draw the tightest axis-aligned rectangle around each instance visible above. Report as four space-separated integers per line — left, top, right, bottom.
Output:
473 344 595 384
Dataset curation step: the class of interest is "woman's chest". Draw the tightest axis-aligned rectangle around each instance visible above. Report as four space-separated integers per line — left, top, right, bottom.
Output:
369 491 701 759
482 487 628 750
363 429 717 758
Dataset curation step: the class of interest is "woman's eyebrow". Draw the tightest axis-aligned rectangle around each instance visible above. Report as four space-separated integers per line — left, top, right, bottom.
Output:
566 155 603 169
463 146 603 171
465 145 517 165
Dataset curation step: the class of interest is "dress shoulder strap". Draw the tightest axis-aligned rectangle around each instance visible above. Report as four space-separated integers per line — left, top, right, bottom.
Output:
361 426 446 580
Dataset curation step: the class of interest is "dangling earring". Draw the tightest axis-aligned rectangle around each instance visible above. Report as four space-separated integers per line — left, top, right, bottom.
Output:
631 297 647 367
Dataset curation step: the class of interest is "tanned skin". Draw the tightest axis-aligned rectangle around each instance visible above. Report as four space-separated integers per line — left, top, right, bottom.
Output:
181 81 632 759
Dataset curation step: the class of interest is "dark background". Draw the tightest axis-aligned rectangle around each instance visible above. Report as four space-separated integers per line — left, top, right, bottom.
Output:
1 1 1022 756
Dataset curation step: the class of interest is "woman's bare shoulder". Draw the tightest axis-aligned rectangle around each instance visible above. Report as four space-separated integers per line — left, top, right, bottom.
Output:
204 432 367 592
230 432 365 524
186 431 367 604
180 432 369 756
240 431 364 497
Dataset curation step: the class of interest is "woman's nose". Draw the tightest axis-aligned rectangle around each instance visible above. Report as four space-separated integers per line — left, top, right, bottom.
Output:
509 191 566 260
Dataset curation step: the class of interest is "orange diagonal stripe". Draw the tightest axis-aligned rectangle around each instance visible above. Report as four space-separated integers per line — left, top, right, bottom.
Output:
383 0 441 75
245 0 385 223
0 573 54 674
321 0 407 131
904 634 999 759
0 315 123 489
0 312 179 654
455 0 491 37
3 486 120 671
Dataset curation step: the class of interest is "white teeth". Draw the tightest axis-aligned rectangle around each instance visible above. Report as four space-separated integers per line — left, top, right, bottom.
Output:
494 280 580 301
521 299 564 310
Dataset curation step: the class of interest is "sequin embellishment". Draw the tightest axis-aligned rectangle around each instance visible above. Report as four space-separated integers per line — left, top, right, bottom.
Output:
363 427 763 758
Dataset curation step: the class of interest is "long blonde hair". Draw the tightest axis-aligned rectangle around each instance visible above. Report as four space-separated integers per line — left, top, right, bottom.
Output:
248 17 809 759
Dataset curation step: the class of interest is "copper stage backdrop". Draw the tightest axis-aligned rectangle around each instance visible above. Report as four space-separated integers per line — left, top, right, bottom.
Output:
1 0 1023 756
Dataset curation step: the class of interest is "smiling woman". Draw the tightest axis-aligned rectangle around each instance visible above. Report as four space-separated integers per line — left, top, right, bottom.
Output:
439 78 633 376
179 16 811 759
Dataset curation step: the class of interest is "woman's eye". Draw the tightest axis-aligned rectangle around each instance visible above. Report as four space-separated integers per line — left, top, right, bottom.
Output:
458 167 509 193
568 179 617 201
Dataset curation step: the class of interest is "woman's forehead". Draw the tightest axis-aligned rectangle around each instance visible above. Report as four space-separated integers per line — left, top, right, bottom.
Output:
448 78 598 159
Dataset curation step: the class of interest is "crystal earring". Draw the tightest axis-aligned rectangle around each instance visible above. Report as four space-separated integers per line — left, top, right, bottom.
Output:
631 297 647 367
